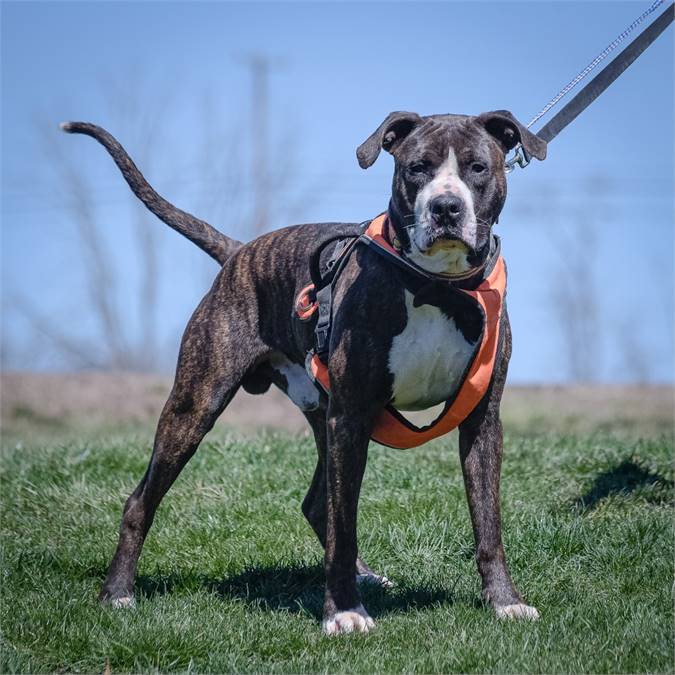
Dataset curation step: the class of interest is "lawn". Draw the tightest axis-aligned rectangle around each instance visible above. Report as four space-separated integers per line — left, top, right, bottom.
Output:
1 423 673 673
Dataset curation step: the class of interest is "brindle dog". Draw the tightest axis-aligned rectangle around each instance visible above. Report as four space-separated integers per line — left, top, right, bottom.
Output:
62 110 546 635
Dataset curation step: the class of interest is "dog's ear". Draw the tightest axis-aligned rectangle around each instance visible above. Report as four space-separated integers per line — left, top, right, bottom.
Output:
476 110 547 161
356 111 423 169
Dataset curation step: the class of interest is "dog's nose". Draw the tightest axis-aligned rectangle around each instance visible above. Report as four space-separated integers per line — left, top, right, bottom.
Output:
429 195 464 226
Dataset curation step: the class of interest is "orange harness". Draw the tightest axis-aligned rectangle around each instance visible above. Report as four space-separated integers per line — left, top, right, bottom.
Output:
295 214 506 449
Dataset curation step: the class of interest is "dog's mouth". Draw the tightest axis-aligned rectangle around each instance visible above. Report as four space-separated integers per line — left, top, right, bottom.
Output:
425 238 470 256
411 230 480 276
413 225 476 254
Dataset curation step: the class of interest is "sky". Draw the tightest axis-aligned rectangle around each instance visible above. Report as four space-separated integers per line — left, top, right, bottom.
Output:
1 0 673 382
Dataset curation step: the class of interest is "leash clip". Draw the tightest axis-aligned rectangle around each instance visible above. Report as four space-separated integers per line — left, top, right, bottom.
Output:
504 144 531 174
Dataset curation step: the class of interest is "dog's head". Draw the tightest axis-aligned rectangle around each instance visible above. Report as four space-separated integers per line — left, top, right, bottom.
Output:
357 111 546 276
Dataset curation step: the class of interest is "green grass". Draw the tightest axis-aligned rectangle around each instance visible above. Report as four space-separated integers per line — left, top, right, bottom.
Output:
1 427 673 673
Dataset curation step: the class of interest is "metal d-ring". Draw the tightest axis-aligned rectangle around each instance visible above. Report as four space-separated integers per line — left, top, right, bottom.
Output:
504 144 531 174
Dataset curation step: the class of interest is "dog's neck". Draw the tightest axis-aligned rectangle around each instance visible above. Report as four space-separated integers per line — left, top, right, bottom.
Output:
386 199 412 250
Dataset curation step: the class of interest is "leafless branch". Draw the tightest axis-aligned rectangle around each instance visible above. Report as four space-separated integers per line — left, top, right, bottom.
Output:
8 62 319 373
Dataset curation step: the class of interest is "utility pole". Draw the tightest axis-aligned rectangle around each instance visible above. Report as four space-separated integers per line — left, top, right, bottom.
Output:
246 54 270 236
238 52 287 236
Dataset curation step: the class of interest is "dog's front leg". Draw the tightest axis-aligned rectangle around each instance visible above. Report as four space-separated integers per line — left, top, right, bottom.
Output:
321 399 375 635
458 319 539 621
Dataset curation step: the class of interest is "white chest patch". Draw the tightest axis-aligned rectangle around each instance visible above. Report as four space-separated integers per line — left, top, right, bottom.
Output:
269 354 320 411
388 291 476 411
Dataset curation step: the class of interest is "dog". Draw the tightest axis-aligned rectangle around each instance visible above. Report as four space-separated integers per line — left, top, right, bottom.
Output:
62 109 546 634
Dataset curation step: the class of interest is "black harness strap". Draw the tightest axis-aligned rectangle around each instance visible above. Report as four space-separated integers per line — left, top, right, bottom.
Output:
312 234 363 358
360 233 497 285
304 217 500 366
313 285 333 358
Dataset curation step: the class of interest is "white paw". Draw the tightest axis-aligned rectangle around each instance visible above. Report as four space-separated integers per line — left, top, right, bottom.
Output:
110 596 136 609
496 603 540 621
323 604 376 635
356 573 394 589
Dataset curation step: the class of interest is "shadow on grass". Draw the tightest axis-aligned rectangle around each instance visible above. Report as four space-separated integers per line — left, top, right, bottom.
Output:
574 456 673 510
135 563 458 619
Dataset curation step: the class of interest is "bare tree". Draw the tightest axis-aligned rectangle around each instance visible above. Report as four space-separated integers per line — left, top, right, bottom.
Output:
4 65 319 373
13 76 172 371
543 174 660 383
548 203 602 382
615 317 653 383
101 76 170 369
522 176 611 382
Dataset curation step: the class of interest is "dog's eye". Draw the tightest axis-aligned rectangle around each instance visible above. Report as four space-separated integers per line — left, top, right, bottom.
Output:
408 162 428 175
471 162 486 174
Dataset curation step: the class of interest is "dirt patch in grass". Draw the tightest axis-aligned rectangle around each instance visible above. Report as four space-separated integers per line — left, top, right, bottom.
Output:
1 371 672 442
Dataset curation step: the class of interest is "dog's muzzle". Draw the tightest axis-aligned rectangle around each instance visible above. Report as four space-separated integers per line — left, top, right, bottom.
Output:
408 223 488 279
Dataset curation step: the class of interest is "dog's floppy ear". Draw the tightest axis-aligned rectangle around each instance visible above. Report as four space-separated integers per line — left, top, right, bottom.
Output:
356 111 423 169
476 110 547 161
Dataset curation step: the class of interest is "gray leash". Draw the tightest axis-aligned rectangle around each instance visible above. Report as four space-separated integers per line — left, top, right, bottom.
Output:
506 0 674 173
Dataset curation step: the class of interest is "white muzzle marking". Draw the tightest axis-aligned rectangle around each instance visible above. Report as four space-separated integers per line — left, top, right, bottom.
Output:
408 148 478 275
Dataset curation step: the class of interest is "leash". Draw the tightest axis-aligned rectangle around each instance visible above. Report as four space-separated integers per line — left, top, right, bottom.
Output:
505 0 674 173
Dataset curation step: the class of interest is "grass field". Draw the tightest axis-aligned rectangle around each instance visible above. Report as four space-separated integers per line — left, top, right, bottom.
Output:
1 420 673 673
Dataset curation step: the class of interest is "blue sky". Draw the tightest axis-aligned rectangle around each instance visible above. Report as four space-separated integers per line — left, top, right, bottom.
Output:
2 1 673 381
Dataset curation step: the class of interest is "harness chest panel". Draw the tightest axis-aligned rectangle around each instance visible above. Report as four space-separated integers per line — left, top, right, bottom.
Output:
295 214 506 450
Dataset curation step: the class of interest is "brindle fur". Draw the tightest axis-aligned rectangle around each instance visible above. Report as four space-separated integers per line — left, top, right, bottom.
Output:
62 111 546 629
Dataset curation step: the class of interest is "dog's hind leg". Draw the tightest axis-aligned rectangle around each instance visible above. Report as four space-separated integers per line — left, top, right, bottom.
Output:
99 300 269 606
301 410 392 588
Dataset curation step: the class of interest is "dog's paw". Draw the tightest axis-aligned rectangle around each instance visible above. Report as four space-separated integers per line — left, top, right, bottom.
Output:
322 604 375 636
356 572 394 589
108 595 136 609
495 603 539 621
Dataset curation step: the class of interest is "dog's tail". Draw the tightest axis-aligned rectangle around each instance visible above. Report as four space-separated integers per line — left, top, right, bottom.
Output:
60 121 242 265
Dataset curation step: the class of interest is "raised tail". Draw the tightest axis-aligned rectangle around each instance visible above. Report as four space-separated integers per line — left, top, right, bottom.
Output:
60 121 242 265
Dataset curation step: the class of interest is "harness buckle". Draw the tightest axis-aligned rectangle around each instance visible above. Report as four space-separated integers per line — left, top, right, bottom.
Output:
504 144 531 174
315 326 330 357
314 285 334 358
